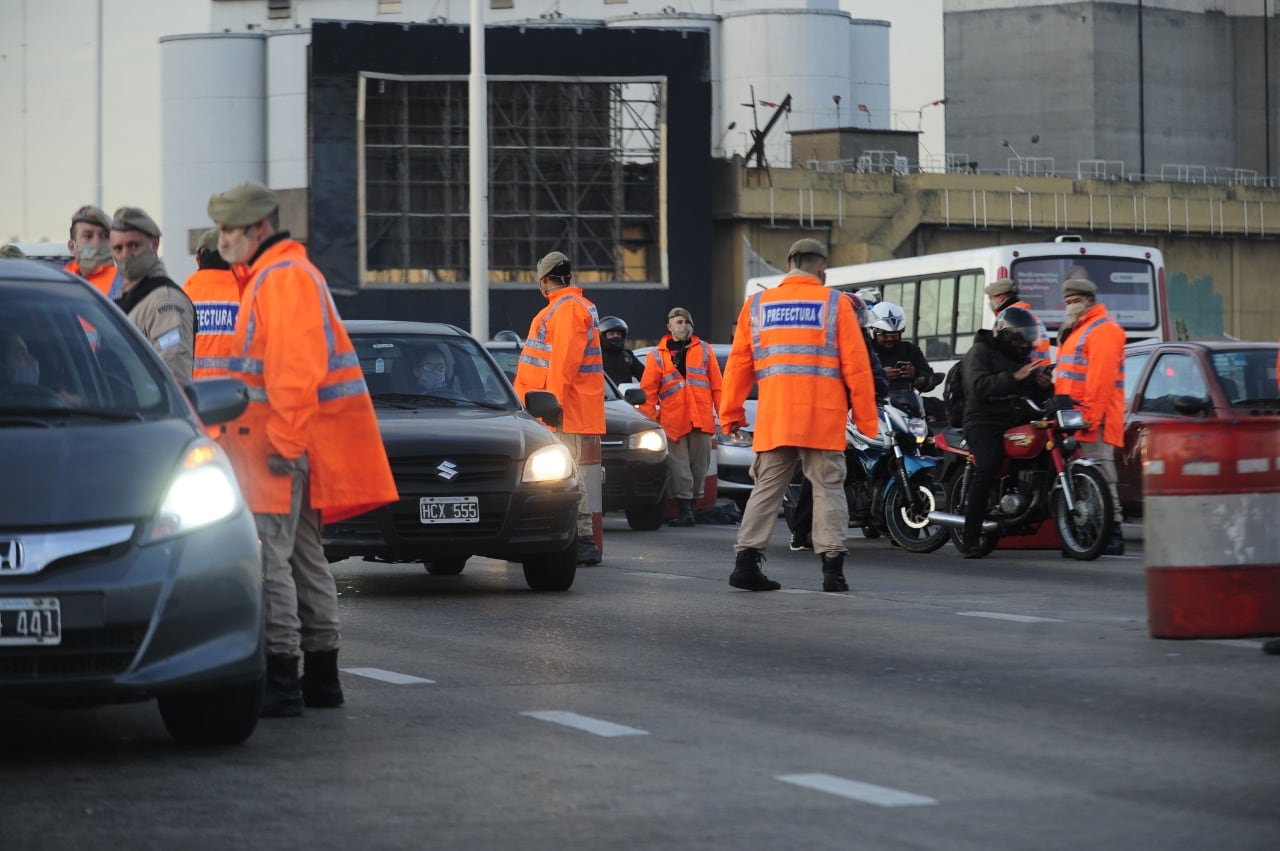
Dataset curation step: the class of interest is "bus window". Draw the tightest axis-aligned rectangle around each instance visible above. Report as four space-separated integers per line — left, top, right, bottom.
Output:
917 277 952 360
1013 256 1158 334
953 272 984 357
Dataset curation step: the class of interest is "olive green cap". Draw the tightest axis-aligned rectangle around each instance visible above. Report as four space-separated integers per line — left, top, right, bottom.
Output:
536 251 571 281
111 206 162 238
787 238 827 260
71 204 112 232
207 180 280 228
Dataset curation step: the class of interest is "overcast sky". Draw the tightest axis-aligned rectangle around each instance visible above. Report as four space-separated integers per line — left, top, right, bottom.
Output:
0 0 944 245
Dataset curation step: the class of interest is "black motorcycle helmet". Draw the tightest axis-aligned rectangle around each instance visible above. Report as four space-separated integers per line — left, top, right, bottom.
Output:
598 315 628 349
993 306 1045 358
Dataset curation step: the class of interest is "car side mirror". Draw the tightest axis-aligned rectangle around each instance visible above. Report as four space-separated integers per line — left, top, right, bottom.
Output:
524 390 563 429
624 387 647 406
1172 394 1212 416
185 378 250 426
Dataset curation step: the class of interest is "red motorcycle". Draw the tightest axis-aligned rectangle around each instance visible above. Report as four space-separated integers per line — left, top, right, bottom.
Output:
927 398 1116 560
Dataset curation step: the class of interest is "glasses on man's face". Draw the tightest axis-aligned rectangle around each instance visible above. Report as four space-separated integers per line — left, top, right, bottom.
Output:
418 362 447 374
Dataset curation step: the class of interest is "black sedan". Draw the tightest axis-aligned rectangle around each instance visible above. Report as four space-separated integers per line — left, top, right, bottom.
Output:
323 322 582 591
483 340 670 530
0 260 264 746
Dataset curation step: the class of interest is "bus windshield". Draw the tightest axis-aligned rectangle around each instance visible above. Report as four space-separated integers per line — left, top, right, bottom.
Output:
1012 255 1158 333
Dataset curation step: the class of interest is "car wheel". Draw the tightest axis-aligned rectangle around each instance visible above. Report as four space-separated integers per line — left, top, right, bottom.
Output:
625 502 666 531
158 678 263 746
424 557 468 575
522 543 577 591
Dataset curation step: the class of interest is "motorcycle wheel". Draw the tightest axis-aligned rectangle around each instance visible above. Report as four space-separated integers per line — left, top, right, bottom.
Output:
946 469 998 556
1055 464 1115 560
884 474 951 553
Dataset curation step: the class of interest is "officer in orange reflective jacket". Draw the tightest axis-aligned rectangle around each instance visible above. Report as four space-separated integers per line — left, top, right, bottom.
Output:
183 227 241 382
1054 275 1126 554
514 251 606 565
209 180 397 717
985 278 1051 360
720 238 879 593
63 204 123 299
639 307 722 527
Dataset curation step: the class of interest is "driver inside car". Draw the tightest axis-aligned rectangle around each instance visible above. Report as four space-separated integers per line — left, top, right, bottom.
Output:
413 347 450 393
1 331 39 386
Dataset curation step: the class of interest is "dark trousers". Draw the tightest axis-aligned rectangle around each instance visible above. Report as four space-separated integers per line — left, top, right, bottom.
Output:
793 477 814 541
962 424 1006 545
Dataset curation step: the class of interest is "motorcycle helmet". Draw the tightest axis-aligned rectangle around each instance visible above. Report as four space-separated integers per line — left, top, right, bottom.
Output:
855 287 881 306
868 301 907 336
842 291 870 328
492 329 522 344
993 306 1045 357
598 315 628 349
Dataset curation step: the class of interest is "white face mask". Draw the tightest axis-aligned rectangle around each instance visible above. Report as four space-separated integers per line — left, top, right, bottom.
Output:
671 324 692 342
1064 300 1089 323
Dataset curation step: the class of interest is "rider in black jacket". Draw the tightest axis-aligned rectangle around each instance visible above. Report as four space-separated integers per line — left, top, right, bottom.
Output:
599 316 645 387
958 307 1053 558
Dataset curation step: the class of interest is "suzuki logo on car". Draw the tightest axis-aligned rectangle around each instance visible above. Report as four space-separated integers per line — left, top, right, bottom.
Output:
0 540 23 572
436 460 459 481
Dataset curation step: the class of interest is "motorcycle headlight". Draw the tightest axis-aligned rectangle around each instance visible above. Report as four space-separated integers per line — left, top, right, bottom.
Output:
724 429 753 447
145 440 242 543
628 428 668 453
907 417 929 442
523 442 575 483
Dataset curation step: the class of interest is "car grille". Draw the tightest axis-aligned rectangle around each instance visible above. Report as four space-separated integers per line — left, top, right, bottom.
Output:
600 433 627 448
0 625 146 681
390 454 514 488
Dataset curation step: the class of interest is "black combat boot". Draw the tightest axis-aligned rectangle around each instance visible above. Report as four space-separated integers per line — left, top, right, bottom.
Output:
576 535 602 566
1104 526 1125 556
669 498 696 527
261 654 304 718
820 552 849 592
301 649 345 708
729 548 780 591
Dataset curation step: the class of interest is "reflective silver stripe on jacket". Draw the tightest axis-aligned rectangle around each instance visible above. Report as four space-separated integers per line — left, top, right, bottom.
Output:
194 356 233 371
524 293 602 374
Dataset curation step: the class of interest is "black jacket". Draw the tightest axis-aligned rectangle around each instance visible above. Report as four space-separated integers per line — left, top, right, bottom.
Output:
602 344 645 386
872 338 934 395
960 329 1051 432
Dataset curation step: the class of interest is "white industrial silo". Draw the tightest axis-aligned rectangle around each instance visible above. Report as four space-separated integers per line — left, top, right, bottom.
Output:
160 32 266 281
267 29 311 190
605 13 723 155
849 19 891 132
720 8 863 167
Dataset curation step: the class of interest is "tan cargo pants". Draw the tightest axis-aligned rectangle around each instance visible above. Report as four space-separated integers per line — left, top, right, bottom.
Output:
736 446 848 556
666 429 712 500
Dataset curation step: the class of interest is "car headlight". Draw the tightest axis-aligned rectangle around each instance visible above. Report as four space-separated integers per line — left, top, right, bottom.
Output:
146 440 243 543
523 442 575 483
628 428 667 453
724 429 753 447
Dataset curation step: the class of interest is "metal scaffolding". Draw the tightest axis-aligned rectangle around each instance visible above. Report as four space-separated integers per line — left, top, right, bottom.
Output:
361 74 664 286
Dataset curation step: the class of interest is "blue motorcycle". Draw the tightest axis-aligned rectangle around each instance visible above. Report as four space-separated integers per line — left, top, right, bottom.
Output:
784 389 950 553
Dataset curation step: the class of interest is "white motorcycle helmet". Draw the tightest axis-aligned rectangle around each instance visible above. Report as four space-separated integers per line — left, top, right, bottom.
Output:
868 301 907 335
855 287 881 307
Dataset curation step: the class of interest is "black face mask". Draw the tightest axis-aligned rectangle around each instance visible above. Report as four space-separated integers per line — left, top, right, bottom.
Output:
603 334 625 350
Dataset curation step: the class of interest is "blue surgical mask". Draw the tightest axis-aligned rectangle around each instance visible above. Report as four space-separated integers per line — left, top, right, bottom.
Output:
12 358 38 385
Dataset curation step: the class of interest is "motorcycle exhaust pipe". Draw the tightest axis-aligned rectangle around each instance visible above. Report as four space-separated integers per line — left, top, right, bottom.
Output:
927 511 999 533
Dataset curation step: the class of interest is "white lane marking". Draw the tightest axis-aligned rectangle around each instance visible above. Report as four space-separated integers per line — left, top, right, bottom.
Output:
776 773 936 807
342 667 435 685
520 711 649 737
1203 639 1266 649
621 571 696 580
956 611 1064 624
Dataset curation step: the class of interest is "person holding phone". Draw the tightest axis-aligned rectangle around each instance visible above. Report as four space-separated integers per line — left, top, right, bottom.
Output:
867 301 935 396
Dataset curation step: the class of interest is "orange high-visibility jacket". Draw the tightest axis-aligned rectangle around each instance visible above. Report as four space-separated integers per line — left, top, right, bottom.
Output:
65 260 121 299
1054 302 1126 447
513 286 605 435
639 334 722 441
183 267 242 379
221 238 397 522
720 271 879 452
999 300 1052 360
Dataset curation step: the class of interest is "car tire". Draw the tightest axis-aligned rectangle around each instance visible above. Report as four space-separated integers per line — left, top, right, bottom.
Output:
424 557 468 575
158 677 263 746
625 502 666 531
522 543 577 591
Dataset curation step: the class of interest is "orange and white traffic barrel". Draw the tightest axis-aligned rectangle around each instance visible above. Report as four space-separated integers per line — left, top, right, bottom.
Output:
695 432 719 512
582 435 604 557
1144 418 1280 639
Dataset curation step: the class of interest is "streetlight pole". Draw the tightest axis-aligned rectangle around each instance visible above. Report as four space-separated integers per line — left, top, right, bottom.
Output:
468 0 489 341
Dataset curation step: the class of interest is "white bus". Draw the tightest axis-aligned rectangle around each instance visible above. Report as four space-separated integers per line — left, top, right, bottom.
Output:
745 237 1169 371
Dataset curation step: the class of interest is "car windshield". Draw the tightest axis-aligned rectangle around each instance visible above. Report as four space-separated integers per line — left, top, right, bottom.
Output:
1210 348 1280 408
352 333 518 410
0 283 171 420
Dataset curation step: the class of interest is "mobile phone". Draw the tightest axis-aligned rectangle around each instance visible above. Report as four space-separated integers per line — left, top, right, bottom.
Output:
896 361 910 369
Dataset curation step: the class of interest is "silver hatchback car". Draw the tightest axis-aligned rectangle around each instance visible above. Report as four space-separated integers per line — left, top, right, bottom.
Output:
0 261 264 746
